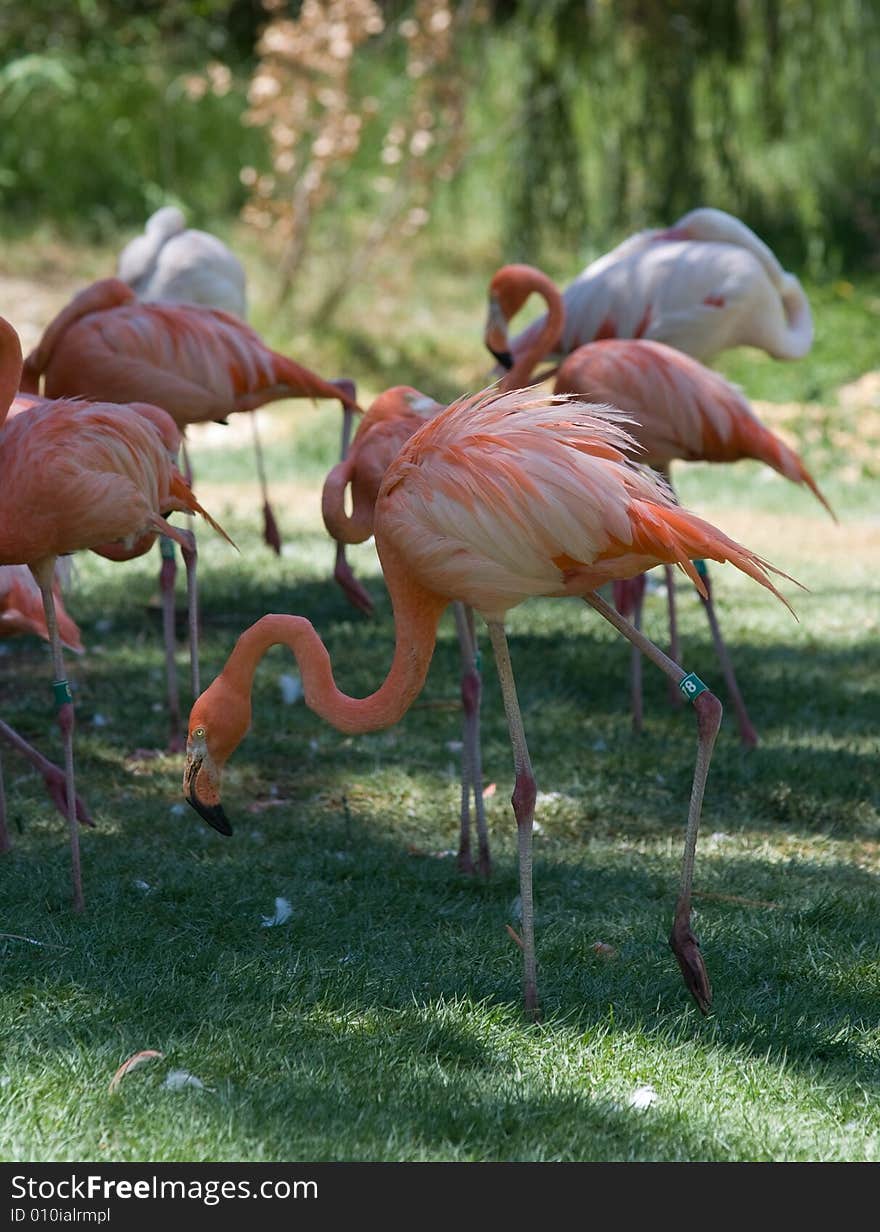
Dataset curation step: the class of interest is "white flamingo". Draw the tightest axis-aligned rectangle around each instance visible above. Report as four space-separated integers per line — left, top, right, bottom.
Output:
504 207 813 369
117 206 247 318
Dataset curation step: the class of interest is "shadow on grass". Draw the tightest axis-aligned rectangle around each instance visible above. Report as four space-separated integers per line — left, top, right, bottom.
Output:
1 560 878 1158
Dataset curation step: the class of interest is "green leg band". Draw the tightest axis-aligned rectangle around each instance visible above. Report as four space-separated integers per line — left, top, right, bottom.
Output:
160 535 176 561
679 672 709 703
52 679 73 710
694 558 709 578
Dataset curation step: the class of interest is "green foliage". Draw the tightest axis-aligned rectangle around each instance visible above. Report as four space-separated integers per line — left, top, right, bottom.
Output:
0 51 264 235
0 0 876 272
500 0 880 273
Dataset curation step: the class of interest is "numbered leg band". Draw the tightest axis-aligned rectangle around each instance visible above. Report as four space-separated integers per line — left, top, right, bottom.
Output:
679 672 709 702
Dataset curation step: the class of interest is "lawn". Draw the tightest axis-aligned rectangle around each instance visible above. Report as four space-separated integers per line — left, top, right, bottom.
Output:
0 236 878 1162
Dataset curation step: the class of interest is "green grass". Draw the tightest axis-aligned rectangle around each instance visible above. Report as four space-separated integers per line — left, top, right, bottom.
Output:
1 241 879 1162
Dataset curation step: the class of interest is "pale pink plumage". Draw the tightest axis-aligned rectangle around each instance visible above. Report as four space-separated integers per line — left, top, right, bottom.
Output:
0 564 82 653
511 207 813 365
377 388 790 621
117 207 247 319
0 312 227 906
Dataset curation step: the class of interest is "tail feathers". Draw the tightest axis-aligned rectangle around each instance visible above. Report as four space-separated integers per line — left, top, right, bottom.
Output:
731 409 835 520
167 471 236 548
631 500 800 617
274 355 363 413
786 452 835 521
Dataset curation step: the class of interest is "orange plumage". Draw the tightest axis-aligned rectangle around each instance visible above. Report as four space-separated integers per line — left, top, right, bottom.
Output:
21 277 359 427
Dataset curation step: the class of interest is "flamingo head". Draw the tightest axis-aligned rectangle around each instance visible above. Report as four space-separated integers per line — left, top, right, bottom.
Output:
183 676 252 836
485 265 548 369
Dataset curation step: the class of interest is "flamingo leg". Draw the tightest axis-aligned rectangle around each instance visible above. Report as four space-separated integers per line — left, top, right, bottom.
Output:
334 542 374 616
339 401 355 462
487 621 538 1018
584 590 721 1013
664 565 684 709
662 467 755 746
453 603 490 877
250 413 282 555
181 438 194 488
630 578 645 734
159 537 183 753
180 530 200 702
0 751 10 855
698 564 758 748
331 395 375 616
0 718 92 830
33 562 84 912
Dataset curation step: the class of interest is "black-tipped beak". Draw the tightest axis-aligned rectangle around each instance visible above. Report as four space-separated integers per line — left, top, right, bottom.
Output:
488 347 514 370
183 753 233 835
185 791 233 836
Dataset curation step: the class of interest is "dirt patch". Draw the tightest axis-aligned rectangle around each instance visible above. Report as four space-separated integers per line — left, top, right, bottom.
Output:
0 273 88 355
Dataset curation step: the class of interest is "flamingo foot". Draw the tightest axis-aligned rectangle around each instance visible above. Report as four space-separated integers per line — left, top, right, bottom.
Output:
669 914 712 1015
334 558 374 616
262 501 282 556
456 850 476 876
42 766 94 828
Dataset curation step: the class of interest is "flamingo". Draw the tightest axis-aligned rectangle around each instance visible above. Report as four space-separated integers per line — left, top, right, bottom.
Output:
322 384 442 616
21 277 359 743
503 207 813 370
117 207 247 319
485 264 829 745
8 390 200 753
184 385 797 1016
116 207 283 552
322 385 490 875
0 313 229 909
20 278 359 482
0 564 90 855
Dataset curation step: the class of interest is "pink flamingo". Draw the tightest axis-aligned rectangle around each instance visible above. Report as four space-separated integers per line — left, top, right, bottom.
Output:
116 207 284 552
485 264 828 745
21 277 359 743
183 385 796 1016
502 207 813 371
0 564 90 855
8 390 201 753
0 313 229 909
322 385 489 875
20 278 359 473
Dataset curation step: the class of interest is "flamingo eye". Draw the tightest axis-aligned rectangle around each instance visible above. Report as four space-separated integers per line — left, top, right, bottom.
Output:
192 726 206 739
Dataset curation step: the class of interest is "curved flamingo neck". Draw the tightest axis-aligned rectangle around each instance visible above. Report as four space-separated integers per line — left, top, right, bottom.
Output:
0 317 23 429
220 545 447 735
499 268 565 391
321 457 374 544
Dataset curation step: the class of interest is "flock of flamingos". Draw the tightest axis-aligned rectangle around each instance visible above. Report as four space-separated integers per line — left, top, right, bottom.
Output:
1 204 833 1019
